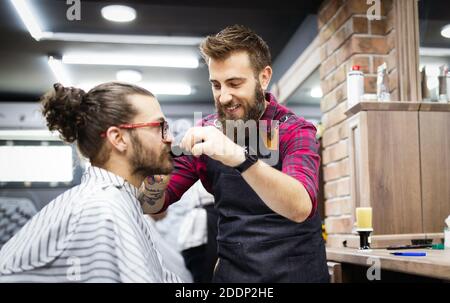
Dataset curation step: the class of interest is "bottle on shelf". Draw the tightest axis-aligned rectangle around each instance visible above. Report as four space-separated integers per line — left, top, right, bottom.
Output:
376 62 390 102
347 65 364 109
421 66 430 102
438 65 448 103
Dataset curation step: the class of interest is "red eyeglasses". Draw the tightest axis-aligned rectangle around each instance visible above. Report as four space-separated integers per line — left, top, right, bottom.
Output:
100 120 170 140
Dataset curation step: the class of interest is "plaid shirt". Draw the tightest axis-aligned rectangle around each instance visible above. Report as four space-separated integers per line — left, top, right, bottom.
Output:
163 93 320 219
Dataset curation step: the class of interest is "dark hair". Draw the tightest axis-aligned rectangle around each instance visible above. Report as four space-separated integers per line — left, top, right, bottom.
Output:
199 24 271 75
41 82 154 165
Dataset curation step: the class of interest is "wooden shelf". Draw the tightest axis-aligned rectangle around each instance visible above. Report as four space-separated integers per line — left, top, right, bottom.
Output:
345 101 420 117
419 102 450 112
345 101 450 118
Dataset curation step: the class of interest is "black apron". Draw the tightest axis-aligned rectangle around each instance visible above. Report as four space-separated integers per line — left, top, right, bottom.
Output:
208 114 329 283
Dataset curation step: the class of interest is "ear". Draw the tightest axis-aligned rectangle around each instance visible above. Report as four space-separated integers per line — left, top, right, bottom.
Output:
259 66 272 90
105 126 128 153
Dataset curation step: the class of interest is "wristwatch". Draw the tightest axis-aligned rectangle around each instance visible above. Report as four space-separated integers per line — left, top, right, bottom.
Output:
234 147 258 173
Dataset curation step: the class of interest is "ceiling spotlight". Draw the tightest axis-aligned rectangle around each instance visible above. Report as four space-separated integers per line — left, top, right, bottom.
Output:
310 86 323 98
116 70 142 83
101 5 136 23
441 24 450 39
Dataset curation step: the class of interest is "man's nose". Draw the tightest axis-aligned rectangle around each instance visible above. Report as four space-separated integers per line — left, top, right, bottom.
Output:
219 89 232 104
163 130 174 143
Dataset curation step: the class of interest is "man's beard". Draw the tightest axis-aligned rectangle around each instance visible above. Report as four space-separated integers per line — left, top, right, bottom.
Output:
129 132 174 178
217 82 266 125
216 82 266 143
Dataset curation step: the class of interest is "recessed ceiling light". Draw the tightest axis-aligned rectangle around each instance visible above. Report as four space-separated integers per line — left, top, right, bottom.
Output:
41 32 203 45
63 53 199 69
310 86 323 98
101 5 136 23
116 70 143 83
11 1 201 45
441 24 450 39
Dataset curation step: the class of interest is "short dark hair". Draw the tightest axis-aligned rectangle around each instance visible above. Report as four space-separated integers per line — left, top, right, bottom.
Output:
41 82 154 165
200 24 272 75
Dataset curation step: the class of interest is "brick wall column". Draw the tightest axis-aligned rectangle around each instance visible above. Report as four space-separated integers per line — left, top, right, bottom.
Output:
318 0 396 236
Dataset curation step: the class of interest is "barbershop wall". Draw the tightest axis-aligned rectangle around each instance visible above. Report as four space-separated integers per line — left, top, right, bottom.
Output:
318 0 397 235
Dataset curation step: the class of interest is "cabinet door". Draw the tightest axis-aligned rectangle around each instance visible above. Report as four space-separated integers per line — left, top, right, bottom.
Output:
348 111 423 235
366 111 423 234
420 111 450 233
348 112 369 221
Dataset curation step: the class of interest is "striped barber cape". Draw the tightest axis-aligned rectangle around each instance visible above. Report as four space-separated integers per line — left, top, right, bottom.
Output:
0 166 186 283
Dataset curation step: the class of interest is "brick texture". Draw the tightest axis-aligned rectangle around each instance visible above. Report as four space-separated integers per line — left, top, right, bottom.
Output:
327 17 368 56
364 75 377 94
323 157 350 182
320 54 337 80
370 19 386 35
322 63 348 96
325 215 353 234
322 139 349 164
322 120 349 147
325 196 353 216
318 0 397 237
324 176 351 199
322 101 348 129
318 0 345 30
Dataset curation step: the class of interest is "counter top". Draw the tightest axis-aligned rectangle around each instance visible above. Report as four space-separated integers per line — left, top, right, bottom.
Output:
326 247 450 280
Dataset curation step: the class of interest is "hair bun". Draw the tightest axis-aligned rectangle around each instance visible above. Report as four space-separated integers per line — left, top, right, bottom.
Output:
41 83 88 143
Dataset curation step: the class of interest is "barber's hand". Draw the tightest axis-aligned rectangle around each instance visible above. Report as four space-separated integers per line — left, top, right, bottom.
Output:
138 175 170 214
180 126 245 167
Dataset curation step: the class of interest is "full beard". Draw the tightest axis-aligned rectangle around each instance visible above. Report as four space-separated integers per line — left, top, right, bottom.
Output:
216 82 266 144
130 132 174 178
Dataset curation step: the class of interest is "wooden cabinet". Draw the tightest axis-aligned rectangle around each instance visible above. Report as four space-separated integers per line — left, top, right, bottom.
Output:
346 102 450 235
419 104 450 233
